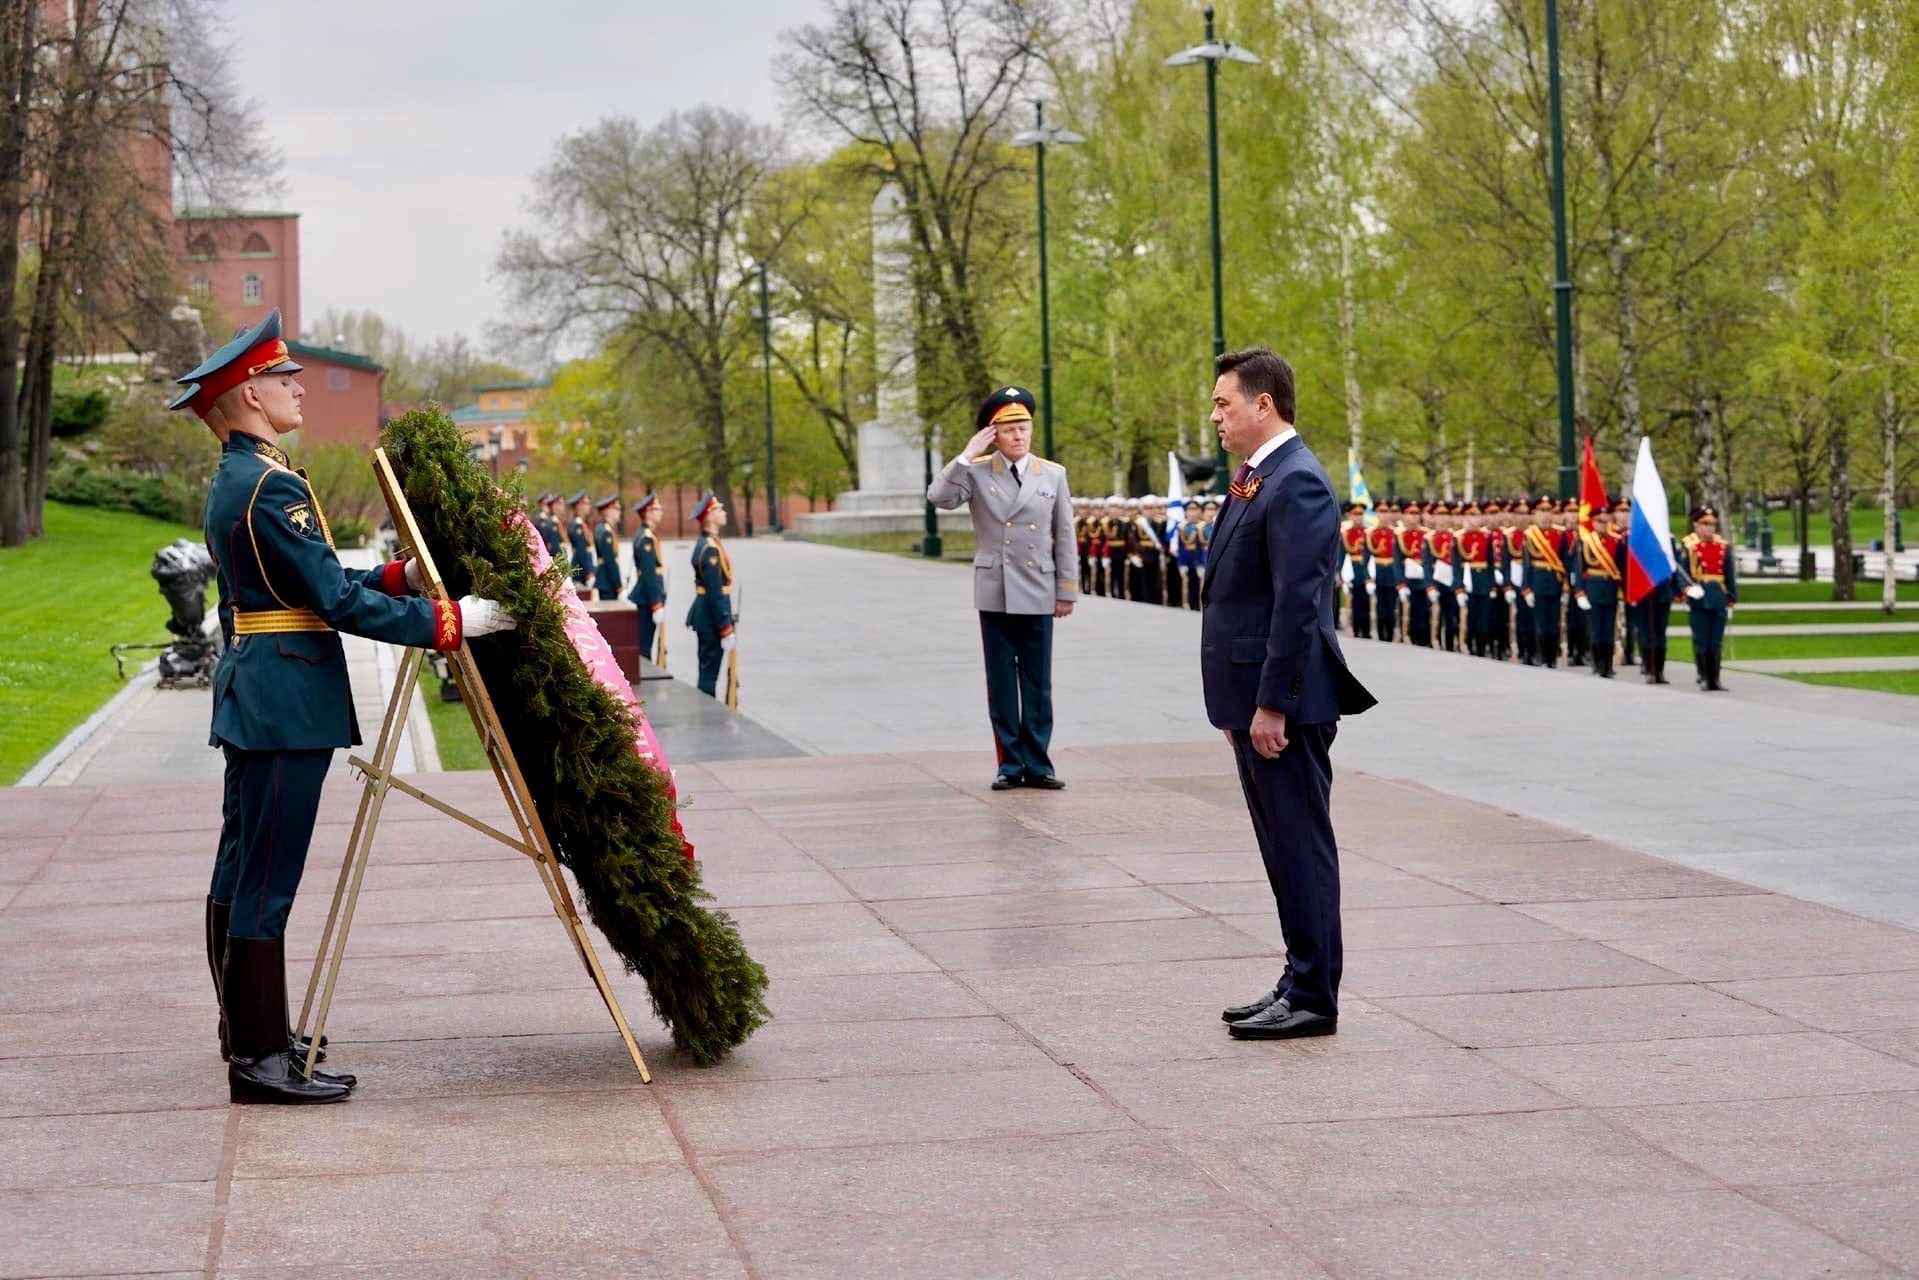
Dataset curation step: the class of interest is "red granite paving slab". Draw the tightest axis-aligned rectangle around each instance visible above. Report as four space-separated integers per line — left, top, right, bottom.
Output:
1067 828 1259 856
307 1033 648 1101
834 854 1135 901
0 1108 225 1189
762 970 993 1022
1145 773 1250 809
905 916 1274 973
704 756 932 790
1747 1179 1919 1274
42 827 214 861
1607 1091 1919 1185
1852 1028 1919 1064
312 855 549 893
314 987 660 1045
1710 971 1919 1033
991 785 1250 839
1012 997 1446 1066
1228 903 1571 954
1078 741 1235 778
1097 848 1273 884
1364 836 1655 876
77 789 221 834
1575 920 1919 983
962 956 1292 1016
321 879 556 928
286 915 580 961
870 886 1194 933
232 1090 679 1176
0 787 97 837
1088 1048 1566 1129
698 867 854 908
655 1014 1051 1083
217 1164 734 1271
0 955 208 1014
739 931 940 978
279 946 590 1003
788 822 1048 867
1344 938 1681 999
724 900 896 943
1483 1031 1919 1107
0 835 58 870
11 869 207 907
0 1047 228 1117
706 1128 1246 1222
1518 892 1919 945
1168 1109 1712 1209
0 1002 214 1058
1378 983 1800 1049
1292 1189 1891 1279
0 1182 213 1278
659 1067 1128 1155
732 1211 1308 1280
222 1258 747 1280
0 896 214 943
1434 863 1767 903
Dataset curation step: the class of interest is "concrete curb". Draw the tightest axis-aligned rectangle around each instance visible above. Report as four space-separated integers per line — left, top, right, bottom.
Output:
16 661 160 786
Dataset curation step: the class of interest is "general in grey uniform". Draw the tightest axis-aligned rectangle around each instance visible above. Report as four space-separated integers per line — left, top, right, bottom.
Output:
928 385 1079 790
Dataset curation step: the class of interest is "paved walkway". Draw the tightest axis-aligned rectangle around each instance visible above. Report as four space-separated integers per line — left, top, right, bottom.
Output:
5 747 1917 1278
657 540 1919 931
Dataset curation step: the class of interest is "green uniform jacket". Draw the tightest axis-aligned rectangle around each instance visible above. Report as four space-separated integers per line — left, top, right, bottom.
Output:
686 533 735 637
203 432 454 751
627 527 666 608
567 516 594 584
593 524 621 596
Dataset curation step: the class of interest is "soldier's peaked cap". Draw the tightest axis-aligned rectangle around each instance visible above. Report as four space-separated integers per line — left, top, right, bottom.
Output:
567 490 588 505
691 491 720 522
595 494 620 511
976 385 1036 432
167 307 303 416
631 491 659 514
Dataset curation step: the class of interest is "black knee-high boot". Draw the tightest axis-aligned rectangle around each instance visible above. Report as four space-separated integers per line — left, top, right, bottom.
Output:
224 936 353 1104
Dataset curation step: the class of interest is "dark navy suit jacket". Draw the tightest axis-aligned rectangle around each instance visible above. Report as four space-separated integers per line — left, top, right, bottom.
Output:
1200 434 1377 729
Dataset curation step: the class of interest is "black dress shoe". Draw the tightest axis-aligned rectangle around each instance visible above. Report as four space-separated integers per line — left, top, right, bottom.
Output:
991 775 1023 791
1229 1004 1337 1040
1025 775 1065 791
1221 987 1287 1023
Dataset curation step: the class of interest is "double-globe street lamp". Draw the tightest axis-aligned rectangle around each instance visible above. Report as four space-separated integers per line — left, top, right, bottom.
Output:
1165 6 1260 490
1011 100 1084 462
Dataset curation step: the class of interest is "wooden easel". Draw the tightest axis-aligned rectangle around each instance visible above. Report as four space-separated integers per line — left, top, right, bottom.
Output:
295 449 652 1083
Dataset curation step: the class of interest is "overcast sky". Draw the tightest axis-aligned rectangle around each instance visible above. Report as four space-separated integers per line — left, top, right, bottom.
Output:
224 0 830 353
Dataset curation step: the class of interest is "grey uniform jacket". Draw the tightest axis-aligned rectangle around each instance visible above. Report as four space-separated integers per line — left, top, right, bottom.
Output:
928 452 1081 615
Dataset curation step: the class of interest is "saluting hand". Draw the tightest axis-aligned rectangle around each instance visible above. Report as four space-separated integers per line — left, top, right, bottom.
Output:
960 424 1000 463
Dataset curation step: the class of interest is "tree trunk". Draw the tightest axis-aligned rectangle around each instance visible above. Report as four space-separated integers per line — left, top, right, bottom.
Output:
1882 328 1901 615
1338 218 1364 469
1464 436 1476 501
1692 392 1725 519
1829 420 1854 602
0 0 37 547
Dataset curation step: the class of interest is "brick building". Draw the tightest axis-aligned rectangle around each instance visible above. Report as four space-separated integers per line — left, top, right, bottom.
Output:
179 210 301 339
284 342 386 448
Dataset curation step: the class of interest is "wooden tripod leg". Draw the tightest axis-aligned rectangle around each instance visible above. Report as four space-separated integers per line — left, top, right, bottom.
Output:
298 646 423 1042
299 647 422 1078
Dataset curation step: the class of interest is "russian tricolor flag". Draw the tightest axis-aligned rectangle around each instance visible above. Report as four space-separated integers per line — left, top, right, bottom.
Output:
1626 436 1678 604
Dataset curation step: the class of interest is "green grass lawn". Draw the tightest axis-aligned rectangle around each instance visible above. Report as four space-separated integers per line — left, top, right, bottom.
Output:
804 530 977 562
1736 580 1915 604
0 502 200 783
418 666 489 771
1671 631 1919 662
1760 507 1918 548
1729 608 1907 625
1782 670 1919 697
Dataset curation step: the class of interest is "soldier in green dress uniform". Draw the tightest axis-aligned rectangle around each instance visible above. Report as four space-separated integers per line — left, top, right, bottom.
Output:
1521 497 1567 667
534 492 564 559
686 492 735 697
593 495 623 600
174 309 514 1104
1681 504 1738 691
627 491 666 662
566 491 594 591
1571 503 1625 677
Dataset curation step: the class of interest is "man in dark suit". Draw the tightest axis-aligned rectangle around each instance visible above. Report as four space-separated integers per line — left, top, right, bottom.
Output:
1200 348 1377 1041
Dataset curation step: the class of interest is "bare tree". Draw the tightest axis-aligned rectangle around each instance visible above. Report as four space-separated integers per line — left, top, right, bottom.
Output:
497 107 800 510
777 0 1046 428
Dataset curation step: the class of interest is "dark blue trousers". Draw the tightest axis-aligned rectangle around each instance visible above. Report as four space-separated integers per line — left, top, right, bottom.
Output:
979 610 1055 781
1230 722 1342 1017
636 608 657 665
696 630 723 697
1689 604 1729 656
214 745 333 939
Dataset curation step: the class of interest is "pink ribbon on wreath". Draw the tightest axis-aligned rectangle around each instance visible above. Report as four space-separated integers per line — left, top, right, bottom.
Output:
511 513 695 862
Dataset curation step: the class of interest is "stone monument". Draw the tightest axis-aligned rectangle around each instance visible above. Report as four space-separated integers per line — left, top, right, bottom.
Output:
794 183 969 537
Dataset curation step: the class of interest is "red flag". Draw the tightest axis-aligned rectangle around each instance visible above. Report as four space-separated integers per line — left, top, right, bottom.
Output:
1578 436 1608 532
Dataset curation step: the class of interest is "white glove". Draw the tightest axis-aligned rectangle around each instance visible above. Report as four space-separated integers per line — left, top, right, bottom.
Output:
650 605 665 623
1455 589 1468 604
720 632 737 653
1397 585 1410 603
1504 588 1516 603
457 595 516 638
402 557 425 592
1576 594 1592 611
1686 584 1706 600
1494 570 1505 586
1522 589 1537 607
1425 587 1439 602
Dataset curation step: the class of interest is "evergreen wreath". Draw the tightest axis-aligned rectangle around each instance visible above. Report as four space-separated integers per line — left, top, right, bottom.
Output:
381 408 768 1065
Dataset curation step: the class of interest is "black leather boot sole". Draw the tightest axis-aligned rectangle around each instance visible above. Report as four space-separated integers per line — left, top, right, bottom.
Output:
224 935 352 1104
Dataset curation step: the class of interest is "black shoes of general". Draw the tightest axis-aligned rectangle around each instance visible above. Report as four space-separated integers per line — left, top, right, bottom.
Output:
1220 985 1287 1023
991 774 1066 791
1228 1002 1337 1040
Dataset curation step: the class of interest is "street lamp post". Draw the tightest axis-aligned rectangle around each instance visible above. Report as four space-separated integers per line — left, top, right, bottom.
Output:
1166 6 1261 489
757 261 782 533
1545 0 1578 499
1012 101 1085 461
486 426 503 478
